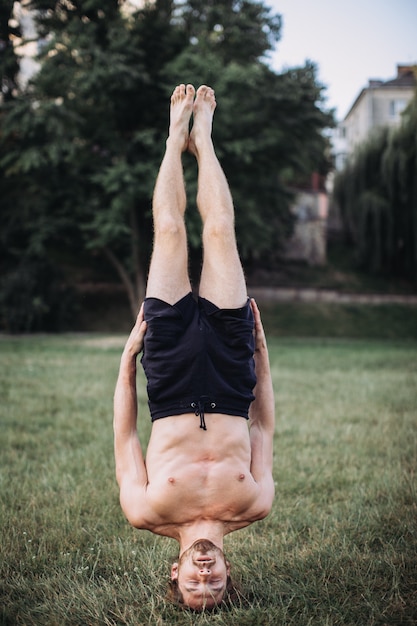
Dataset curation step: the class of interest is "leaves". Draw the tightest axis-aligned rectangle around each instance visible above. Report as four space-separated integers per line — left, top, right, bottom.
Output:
334 90 417 281
1 0 333 323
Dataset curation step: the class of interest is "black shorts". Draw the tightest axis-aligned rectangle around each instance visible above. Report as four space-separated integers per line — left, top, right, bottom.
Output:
141 293 256 428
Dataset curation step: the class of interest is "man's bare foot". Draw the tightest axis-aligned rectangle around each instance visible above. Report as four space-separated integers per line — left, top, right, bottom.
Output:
189 85 216 157
168 84 195 152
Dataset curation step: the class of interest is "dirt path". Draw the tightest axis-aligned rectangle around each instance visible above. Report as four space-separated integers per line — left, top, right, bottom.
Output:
249 287 417 305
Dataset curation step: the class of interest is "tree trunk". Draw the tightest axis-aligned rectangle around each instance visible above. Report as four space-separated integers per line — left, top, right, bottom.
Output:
102 204 148 321
102 246 140 321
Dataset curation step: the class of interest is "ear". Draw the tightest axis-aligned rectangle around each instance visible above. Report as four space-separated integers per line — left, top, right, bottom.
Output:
171 562 179 580
226 560 231 577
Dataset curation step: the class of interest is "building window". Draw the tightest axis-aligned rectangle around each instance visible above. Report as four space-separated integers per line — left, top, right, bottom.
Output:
335 153 347 170
389 99 407 119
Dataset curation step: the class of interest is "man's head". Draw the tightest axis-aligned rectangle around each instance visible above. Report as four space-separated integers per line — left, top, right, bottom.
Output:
169 539 231 611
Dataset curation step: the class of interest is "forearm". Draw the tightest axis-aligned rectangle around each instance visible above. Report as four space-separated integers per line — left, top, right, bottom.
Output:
114 349 139 435
114 304 146 430
113 307 149 490
249 348 275 432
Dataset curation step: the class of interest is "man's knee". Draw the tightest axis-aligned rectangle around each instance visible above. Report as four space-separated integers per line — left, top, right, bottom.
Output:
203 215 235 239
202 216 235 244
154 214 186 242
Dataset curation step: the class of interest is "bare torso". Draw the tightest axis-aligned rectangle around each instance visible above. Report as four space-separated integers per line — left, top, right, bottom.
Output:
121 413 269 537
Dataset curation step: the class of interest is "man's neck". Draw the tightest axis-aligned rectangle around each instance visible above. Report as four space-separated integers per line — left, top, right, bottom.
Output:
177 520 226 556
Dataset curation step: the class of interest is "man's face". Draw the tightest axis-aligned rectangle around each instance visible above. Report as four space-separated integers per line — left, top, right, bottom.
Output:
171 539 230 610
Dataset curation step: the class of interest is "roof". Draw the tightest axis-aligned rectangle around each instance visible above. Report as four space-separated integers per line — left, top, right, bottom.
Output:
344 64 416 121
383 69 416 88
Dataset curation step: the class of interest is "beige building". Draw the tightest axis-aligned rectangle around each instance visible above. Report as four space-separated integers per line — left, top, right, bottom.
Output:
332 65 416 170
285 189 328 266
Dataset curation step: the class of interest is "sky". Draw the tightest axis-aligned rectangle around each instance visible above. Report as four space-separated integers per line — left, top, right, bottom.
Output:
265 0 417 120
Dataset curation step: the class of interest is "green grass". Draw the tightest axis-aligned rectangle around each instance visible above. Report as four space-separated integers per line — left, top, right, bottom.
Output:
261 302 417 340
1 332 416 625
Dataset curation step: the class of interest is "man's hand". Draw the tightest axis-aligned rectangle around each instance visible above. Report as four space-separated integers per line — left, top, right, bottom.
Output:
123 303 147 357
250 298 267 354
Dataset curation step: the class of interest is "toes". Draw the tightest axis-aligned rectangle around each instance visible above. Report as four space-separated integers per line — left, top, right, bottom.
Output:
186 84 195 98
172 84 195 103
196 85 215 102
196 85 208 97
171 85 180 103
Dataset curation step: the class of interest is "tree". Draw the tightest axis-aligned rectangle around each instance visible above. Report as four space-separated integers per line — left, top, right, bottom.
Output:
1 0 333 327
0 0 20 102
1 0 185 319
333 86 417 282
165 2 332 264
172 0 282 64
382 93 417 280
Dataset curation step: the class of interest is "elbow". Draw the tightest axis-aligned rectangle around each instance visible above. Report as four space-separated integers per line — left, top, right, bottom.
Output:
118 483 148 529
257 480 275 520
123 505 148 530
255 499 274 521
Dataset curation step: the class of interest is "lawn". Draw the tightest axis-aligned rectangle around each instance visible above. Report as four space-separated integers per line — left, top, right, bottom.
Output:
1 330 416 625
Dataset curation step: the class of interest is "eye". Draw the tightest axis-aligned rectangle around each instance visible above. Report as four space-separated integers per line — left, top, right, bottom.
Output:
210 580 224 591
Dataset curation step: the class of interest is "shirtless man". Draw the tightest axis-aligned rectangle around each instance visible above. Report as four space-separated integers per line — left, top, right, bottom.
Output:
113 84 275 611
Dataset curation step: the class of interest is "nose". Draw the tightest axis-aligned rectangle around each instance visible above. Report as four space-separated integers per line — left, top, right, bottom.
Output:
198 565 211 576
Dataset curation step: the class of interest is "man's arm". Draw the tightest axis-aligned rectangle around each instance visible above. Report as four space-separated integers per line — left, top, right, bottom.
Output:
248 299 275 502
113 305 149 520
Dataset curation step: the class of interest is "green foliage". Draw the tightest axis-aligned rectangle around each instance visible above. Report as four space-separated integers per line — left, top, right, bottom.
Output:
334 88 417 282
1 0 333 324
172 0 282 64
0 0 20 101
165 8 332 259
0 257 78 332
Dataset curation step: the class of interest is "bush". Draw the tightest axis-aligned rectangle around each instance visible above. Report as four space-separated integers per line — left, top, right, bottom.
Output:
333 90 417 283
0 257 78 333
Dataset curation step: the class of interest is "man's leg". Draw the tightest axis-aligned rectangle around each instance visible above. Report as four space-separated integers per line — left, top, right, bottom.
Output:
145 84 194 304
189 86 247 309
